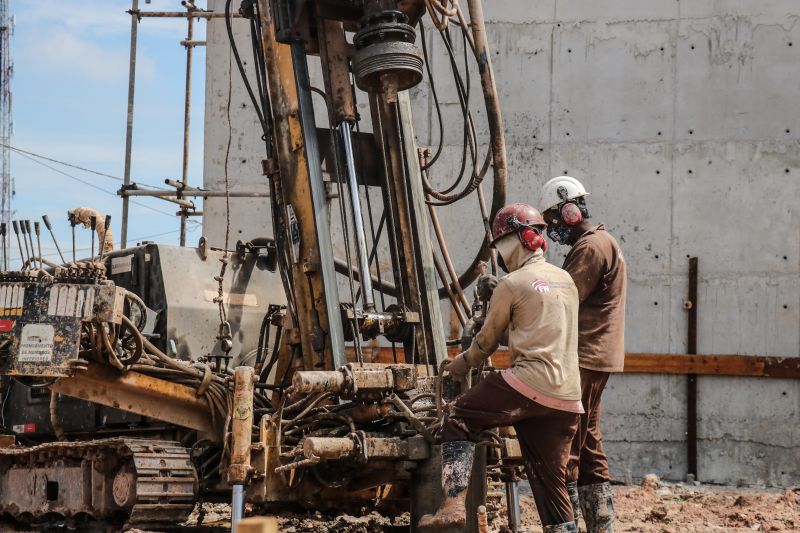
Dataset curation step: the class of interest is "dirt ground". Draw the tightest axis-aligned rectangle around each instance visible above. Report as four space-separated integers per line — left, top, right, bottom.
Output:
489 479 799 533
133 478 797 533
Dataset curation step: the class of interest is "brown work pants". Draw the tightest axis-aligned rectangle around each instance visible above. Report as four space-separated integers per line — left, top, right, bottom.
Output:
441 372 580 526
567 368 611 485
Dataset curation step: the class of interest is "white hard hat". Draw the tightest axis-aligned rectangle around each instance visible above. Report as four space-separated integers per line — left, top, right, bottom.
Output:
540 175 589 211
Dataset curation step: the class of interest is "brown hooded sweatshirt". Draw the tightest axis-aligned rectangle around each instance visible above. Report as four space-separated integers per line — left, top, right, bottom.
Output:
464 239 582 402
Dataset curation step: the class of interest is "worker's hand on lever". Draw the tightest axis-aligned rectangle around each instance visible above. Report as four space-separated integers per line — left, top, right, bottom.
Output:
476 273 498 303
446 352 471 383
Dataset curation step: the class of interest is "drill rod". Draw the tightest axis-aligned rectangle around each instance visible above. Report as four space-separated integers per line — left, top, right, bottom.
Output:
25 221 36 269
12 221 24 268
339 121 374 309
0 223 7 271
19 221 31 267
42 215 66 264
69 214 76 262
90 216 97 261
34 222 43 271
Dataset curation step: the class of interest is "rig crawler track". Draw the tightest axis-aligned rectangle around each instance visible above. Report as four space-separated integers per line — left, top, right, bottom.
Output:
0 438 198 526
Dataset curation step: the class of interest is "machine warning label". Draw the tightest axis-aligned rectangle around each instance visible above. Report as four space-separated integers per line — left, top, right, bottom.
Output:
18 324 55 363
111 254 133 275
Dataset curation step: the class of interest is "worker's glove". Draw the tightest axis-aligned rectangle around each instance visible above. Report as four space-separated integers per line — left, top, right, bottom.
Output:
476 274 498 303
446 352 471 383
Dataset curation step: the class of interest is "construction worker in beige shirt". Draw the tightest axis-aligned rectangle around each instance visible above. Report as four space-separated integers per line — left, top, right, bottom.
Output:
419 203 583 533
541 176 627 533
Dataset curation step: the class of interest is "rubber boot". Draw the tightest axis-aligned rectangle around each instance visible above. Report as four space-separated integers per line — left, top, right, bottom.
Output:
566 480 581 529
418 441 476 530
543 521 579 533
578 482 615 533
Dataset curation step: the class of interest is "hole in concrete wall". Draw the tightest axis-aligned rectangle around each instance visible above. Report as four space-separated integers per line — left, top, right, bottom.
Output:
656 170 661 174
565 132 570 136
660 47 664 51
654 301 659 306
785 169 790 173
783 255 788 260
655 254 659 259
688 169 693 174
786 128 791 134
708 160 712 165
783 305 789 309
690 45 695 50
46 481 58 501
657 131 662 136
686 254 690 258
782 391 788 396
568 48 572 53
241 159 247 165
689 129 694 135
789 42 793 47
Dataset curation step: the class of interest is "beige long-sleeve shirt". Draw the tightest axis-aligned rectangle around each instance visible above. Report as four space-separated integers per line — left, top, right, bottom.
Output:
465 243 582 401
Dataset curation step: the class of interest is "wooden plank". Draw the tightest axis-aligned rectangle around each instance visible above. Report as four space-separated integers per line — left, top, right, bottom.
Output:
347 348 800 379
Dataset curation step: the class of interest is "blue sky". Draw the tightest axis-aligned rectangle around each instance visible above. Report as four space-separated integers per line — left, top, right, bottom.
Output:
8 0 209 267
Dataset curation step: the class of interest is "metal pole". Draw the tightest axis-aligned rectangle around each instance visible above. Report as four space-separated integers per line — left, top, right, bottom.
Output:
179 13 194 247
505 480 521 531
121 0 139 249
687 257 698 480
339 122 374 309
231 484 245 529
291 42 347 369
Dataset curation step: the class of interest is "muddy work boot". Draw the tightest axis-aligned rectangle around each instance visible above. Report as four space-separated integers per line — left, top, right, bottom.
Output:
579 482 615 533
543 522 579 533
566 480 581 528
418 441 476 530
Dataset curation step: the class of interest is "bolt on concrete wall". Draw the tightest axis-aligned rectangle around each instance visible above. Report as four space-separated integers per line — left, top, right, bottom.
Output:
410 1 799 486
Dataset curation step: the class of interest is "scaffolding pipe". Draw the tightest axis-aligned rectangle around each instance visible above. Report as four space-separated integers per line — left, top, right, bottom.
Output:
179 13 194 246
120 0 139 248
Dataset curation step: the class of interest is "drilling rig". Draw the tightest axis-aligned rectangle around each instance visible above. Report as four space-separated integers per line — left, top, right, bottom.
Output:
0 1 521 531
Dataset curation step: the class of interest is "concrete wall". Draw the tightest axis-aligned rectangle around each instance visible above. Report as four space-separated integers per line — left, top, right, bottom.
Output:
203 0 272 247
410 1 799 486
204 1 800 485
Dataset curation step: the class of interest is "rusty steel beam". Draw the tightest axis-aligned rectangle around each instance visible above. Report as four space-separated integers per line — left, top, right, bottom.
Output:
49 362 215 436
357 347 800 379
257 0 343 373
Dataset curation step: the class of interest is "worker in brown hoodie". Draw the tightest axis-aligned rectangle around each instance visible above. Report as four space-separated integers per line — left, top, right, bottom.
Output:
541 176 627 533
419 203 583 533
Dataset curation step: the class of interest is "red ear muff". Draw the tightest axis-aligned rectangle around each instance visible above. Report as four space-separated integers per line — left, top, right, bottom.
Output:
519 227 546 252
560 202 583 226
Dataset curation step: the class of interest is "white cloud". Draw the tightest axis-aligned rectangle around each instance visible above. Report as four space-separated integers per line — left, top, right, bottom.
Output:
15 0 196 37
18 29 155 82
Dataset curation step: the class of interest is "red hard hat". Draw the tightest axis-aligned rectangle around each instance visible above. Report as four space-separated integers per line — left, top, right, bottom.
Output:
491 203 546 244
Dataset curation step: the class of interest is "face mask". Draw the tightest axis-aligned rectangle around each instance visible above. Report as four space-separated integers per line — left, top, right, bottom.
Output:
494 236 517 273
547 225 574 244
497 254 508 273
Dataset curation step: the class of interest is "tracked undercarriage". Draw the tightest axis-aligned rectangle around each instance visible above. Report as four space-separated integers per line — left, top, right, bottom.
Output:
0 438 196 526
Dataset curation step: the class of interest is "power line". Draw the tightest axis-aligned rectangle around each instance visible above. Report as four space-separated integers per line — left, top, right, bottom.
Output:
3 142 168 190
15 151 199 224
